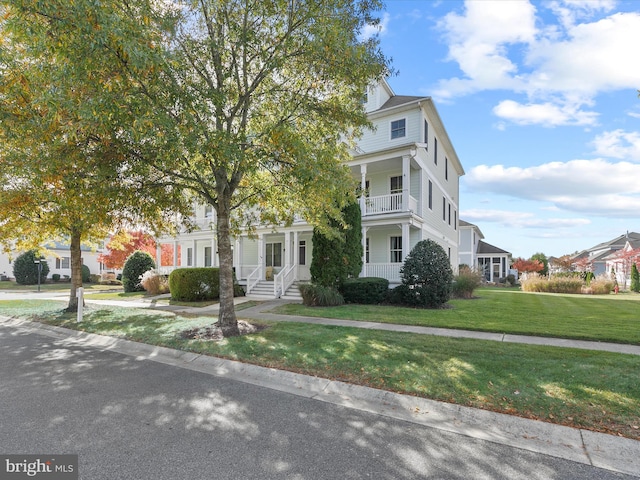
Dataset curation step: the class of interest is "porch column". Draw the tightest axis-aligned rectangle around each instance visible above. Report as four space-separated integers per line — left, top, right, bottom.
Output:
156 244 162 268
173 240 179 268
284 231 291 267
293 231 299 280
402 223 410 262
360 164 368 215
402 155 410 211
192 239 197 267
258 234 264 269
362 226 369 277
235 238 241 277
211 237 217 267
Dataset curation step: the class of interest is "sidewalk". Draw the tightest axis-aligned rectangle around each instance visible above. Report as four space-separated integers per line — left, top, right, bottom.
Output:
2 291 640 477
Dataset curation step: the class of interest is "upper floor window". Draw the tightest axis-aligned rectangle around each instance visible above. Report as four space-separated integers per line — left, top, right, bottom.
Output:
204 205 213 218
424 120 428 146
390 119 406 139
390 175 403 194
428 180 433 210
445 157 449 180
434 138 438 165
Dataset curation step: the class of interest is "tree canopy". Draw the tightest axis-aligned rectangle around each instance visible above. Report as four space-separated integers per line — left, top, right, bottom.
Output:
2 0 390 334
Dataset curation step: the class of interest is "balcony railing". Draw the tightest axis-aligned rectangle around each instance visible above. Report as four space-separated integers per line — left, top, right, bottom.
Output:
362 192 418 216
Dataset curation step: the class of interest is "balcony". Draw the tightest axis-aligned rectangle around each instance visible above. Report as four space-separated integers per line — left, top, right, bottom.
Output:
361 192 418 216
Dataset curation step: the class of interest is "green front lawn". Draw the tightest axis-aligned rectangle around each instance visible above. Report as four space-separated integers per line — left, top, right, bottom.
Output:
0 280 123 292
0 294 639 440
271 288 640 344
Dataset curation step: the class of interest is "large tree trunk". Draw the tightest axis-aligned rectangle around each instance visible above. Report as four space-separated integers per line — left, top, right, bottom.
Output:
66 228 83 312
215 199 239 337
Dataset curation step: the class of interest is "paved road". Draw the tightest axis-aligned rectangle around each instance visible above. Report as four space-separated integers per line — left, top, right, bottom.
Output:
1 322 635 480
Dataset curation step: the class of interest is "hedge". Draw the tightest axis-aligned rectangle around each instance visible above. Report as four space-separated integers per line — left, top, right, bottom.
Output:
340 277 389 304
169 268 244 302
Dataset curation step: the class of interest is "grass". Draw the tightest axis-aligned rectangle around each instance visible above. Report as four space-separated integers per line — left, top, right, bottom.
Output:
271 288 640 345
0 293 639 440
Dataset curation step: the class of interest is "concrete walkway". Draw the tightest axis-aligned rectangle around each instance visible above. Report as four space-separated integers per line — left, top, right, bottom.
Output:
2 290 639 477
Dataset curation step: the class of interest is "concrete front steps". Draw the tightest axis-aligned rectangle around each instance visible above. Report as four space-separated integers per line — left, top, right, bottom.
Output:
245 280 303 301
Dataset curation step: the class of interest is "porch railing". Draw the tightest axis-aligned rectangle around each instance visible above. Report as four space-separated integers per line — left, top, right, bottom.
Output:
362 263 402 283
362 193 418 216
274 264 296 298
246 265 262 295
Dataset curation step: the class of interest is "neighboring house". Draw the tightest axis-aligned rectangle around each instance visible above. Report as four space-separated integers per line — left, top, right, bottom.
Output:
458 220 512 282
0 242 106 281
156 79 465 296
572 232 640 280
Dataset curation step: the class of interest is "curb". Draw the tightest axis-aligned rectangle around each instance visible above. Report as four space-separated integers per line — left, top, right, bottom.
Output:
1 316 639 477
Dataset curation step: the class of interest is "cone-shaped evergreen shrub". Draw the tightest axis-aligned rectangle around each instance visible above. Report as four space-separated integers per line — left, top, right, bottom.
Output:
398 239 453 308
13 250 49 285
122 250 156 292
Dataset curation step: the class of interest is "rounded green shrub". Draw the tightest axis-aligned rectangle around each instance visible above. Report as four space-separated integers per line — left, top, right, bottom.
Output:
122 250 156 292
82 264 91 283
340 277 389 304
398 239 453 308
13 250 49 285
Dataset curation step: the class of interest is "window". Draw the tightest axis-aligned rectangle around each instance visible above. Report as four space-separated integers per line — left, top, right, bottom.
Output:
56 257 70 269
424 120 428 146
454 211 457 230
428 180 433 210
299 241 306 266
445 158 449 180
434 138 438 165
390 236 403 263
187 247 193 266
204 205 213 218
366 238 370 264
390 175 402 193
204 247 212 267
266 242 282 268
448 203 451 225
390 119 406 139
442 197 446 221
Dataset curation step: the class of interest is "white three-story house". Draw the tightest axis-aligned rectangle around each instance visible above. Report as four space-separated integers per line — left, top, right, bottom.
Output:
156 79 464 298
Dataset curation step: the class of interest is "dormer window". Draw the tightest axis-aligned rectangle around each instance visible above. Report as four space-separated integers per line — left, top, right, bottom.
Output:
390 119 406 139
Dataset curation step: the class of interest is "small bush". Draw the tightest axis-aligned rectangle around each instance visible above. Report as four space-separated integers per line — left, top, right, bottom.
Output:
452 267 483 299
52 273 61 282
299 283 344 306
81 264 91 283
122 250 156 292
169 268 243 302
340 277 389 304
506 274 516 286
13 250 49 285
89 274 101 283
140 269 170 295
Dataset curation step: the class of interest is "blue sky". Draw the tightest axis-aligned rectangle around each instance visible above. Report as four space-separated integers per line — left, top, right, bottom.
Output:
371 0 640 259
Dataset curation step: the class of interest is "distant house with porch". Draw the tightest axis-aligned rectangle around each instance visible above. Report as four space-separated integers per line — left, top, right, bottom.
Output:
458 220 512 283
573 231 640 286
156 78 465 298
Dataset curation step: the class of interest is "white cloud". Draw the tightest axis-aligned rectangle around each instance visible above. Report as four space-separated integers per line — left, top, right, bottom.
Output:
465 159 640 217
592 130 640 160
434 1 640 126
361 12 390 40
493 99 598 126
461 208 590 228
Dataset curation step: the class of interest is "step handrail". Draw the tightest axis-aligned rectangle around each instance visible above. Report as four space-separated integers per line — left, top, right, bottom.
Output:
274 264 296 298
246 265 262 295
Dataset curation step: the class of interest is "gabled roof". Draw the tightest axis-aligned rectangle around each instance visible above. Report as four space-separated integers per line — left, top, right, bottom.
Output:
378 95 425 111
459 219 485 239
477 240 511 255
574 231 640 262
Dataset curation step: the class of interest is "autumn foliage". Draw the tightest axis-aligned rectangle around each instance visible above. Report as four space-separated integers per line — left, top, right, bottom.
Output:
511 257 544 274
99 230 180 269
